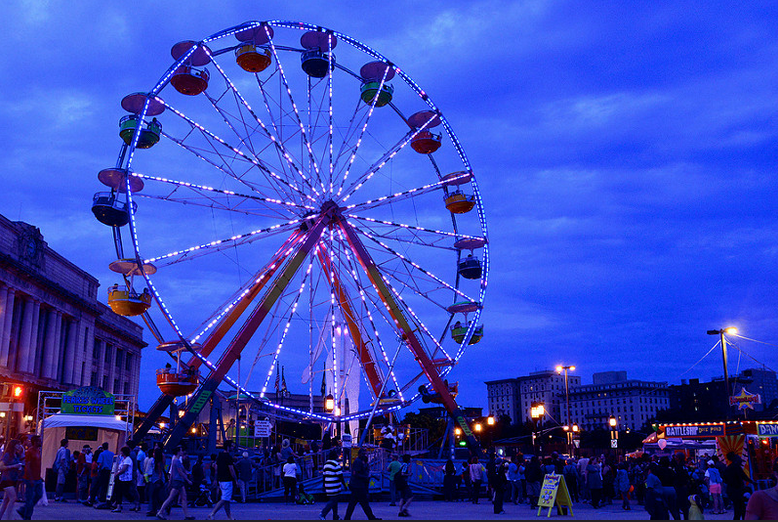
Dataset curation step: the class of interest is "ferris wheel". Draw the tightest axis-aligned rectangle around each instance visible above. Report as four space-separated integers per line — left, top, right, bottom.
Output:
92 20 488 446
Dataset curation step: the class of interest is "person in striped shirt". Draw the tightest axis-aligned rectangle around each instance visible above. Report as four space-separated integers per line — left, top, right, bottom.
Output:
319 449 348 520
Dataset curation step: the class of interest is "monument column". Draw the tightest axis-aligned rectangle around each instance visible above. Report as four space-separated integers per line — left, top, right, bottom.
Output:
43 310 60 380
62 319 78 384
0 286 11 367
25 300 41 374
17 297 35 374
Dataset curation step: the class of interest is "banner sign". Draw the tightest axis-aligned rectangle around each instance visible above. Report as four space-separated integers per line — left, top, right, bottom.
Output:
729 388 761 410
61 386 115 415
757 423 778 437
664 424 725 438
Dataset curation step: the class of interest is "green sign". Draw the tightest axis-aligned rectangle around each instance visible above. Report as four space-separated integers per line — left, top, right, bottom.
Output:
61 386 115 415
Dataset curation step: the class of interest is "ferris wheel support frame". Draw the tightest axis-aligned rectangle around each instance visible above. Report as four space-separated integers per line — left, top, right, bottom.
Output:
315 247 383 399
131 232 301 445
162 209 333 450
337 220 481 455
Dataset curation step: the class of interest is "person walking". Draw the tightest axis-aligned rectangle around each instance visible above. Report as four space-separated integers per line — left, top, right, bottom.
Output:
17 435 42 520
208 441 238 520
95 441 114 505
443 458 457 502
145 448 167 517
281 455 298 504
525 456 543 509
460 460 471 500
156 446 194 520
236 452 253 503
319 449 348 520
563 459 579 503
344 448 381 520
616 463 631 510
386 454 402 506
53 438 70 502
586 456 604 509
705 458 725 514
493 458 508 515
723 452 755 520
507 455 521 505
111 446 134 513
468 456 484 504
0 440 23 519
395 454 413 518
76 445 92 503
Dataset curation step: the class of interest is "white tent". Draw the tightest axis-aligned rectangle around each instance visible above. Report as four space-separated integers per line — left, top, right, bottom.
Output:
39 413 128 469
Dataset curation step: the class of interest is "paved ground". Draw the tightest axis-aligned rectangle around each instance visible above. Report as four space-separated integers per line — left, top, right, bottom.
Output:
19 498 739 520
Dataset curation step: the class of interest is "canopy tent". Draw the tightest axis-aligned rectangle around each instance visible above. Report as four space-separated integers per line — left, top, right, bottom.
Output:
38 413 128 471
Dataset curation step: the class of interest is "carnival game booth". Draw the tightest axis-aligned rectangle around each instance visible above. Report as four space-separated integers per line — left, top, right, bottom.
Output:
657 420 778 483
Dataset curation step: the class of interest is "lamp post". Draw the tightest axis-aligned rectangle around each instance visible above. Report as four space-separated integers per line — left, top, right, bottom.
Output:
707 327 738 417
609 415 618 453
556 365 575 427
531 403 545 453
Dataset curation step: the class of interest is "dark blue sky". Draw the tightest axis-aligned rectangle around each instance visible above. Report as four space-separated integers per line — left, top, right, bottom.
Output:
0 2 776 412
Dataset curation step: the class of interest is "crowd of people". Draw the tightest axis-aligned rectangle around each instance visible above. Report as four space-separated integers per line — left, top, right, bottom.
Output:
3 429 778 520
436 448 778 520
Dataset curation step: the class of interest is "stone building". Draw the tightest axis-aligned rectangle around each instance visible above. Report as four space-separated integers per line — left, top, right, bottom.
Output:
486 370 581 425
0 214 146 425
569 371 669 431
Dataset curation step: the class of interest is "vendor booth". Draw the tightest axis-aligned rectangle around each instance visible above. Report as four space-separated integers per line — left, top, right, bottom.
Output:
656 420 778 482
37 387 129 469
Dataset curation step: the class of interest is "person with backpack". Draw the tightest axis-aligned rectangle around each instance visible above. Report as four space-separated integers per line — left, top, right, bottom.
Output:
53 439 70 502
396 454 413 517
319 449 348 520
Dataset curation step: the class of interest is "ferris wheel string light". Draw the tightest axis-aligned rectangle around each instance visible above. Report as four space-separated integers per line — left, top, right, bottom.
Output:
95 20 488 437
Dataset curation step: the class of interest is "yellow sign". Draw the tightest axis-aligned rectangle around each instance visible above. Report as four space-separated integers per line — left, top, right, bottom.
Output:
536 473 573 517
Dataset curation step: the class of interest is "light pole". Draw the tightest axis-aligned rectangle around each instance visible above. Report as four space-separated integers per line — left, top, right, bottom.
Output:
556 365 576 427
707 327 738 417
531 403 545 454
609 415 618 454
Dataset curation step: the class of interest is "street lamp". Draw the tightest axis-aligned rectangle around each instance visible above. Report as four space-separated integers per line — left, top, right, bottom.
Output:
609 415 618 451
474 422 483 433
531 403 545 452
556 365 575 428
324 394 335 412
487 415 495 426
707 327 738 417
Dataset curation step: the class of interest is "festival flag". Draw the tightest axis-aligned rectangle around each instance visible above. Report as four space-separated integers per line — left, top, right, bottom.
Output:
281 366 289 397
274 365 280 397
321 361 327 396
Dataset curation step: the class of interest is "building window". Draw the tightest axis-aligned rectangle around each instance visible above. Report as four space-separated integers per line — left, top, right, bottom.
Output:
93 339 100 360
104 343 112 363
115 349 123 368
113 379 119 393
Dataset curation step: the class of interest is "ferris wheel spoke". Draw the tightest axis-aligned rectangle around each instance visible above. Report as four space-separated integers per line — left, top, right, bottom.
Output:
144 217 306 266
206 51 326 201
334 68 393 198
345 214 484 248
340 112 440 202
161 101 316 205
344 175 461 214
264 30 328 197
134 172 313 216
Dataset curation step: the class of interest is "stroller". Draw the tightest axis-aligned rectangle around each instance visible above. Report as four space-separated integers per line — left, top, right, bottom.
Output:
191 480 214 508
296 482 315 505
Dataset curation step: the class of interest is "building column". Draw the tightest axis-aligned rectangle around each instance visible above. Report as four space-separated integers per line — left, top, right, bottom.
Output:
25 300 41 374
16 297 35 374
62 319 77 384
0 286 12 367
43 310 60 380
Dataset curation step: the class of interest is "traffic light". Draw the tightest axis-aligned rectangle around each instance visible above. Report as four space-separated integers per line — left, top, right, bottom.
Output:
0 384 25 400
12 385 23 399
